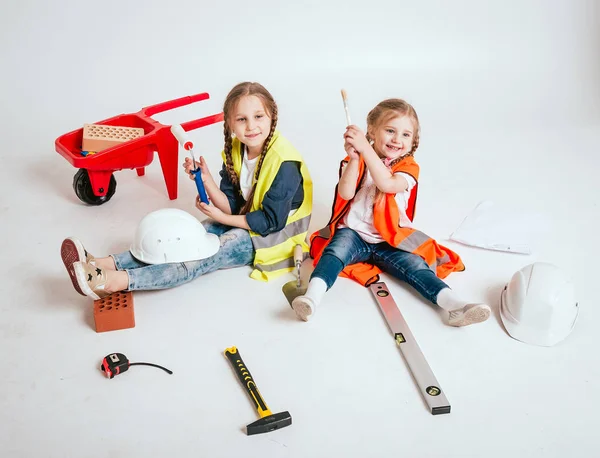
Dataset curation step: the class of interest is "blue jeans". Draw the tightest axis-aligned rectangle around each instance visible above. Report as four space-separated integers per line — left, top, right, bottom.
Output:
312 227 448 305
111 220 254 291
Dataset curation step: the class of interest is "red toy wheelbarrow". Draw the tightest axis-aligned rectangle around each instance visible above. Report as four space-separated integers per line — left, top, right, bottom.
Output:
55 92 224 205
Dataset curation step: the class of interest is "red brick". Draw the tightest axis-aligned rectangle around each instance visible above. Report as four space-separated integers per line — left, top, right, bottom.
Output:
93 291 135 333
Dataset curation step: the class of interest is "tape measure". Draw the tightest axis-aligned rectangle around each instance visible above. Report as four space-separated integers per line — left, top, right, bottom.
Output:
100 353 173 379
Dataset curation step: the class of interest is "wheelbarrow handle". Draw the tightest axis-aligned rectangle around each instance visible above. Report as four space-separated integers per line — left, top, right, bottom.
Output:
181 113 225 132
142 93 211 117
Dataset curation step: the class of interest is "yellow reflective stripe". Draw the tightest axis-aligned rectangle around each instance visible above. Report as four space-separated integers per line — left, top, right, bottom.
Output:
254 252 309 273
250 215 311 250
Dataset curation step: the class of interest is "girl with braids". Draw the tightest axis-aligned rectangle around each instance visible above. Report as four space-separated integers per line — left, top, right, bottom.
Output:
291 98 491 326
61 82 312 299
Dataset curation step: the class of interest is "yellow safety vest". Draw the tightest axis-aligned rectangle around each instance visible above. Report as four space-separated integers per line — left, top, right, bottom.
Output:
222 131 313 281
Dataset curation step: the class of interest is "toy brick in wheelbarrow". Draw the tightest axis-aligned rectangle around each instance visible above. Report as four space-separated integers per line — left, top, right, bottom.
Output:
55 92 224 205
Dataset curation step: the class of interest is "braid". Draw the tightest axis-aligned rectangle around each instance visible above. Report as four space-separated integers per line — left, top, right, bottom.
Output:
223 123 239 190
239 105 278 214
409 132 419 157
373 138 417 205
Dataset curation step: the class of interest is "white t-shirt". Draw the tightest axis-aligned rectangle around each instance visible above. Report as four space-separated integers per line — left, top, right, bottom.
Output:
339 166 416 244
239 150 259 201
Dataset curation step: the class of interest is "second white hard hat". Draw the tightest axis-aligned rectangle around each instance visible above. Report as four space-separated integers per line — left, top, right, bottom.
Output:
130 208 220 264
500 262 578 347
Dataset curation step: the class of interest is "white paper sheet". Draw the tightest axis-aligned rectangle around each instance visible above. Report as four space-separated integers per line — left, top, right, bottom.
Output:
449 200 540 254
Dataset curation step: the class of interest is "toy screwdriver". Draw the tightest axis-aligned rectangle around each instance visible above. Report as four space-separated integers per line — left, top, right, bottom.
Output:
170 124 209 204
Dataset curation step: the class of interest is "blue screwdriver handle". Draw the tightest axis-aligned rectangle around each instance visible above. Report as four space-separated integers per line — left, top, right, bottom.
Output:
192 167 209 204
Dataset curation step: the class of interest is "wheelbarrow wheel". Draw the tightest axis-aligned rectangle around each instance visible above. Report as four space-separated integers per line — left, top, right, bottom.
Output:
72 169 117 205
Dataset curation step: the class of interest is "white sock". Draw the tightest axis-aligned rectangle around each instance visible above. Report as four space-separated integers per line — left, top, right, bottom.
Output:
436 287 468 311
304 277 328 306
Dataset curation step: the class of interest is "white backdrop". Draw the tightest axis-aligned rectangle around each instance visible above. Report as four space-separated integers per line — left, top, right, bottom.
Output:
1 1 599 457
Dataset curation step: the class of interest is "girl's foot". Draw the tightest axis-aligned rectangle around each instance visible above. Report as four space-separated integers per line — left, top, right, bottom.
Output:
61 237 97 296
291 277 327 322
292 296 316 321
448 303 491 327
72 261 128 300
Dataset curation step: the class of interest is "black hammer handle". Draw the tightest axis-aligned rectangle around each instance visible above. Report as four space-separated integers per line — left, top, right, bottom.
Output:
224 346 272 417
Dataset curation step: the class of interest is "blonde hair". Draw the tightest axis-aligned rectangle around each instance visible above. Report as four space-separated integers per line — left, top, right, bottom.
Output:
222 82 278 214
366 98 420 166
365 99 420 204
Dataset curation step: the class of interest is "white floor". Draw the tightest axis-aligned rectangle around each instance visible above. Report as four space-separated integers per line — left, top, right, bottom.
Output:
2 1 599 457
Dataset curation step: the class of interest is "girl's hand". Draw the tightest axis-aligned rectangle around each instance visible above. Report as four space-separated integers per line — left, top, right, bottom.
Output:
196 196 224 221
344 125 371 155
183 156 211 183
344 139 360 161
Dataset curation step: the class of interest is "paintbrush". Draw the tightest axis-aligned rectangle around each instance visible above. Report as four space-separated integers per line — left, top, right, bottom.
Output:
341 89 352 125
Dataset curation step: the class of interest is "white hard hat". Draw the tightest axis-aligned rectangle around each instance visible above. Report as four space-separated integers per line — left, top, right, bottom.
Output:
500 262 579 347
130 208 220 264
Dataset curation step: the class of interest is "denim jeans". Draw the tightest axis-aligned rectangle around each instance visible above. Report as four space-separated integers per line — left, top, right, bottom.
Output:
111 220 254 291
312 227 448 305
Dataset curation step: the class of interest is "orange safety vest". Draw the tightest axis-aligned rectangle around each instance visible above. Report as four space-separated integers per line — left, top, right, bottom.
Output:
309 155 465 286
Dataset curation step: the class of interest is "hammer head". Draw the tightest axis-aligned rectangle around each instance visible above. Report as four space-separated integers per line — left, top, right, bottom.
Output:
246 411 292 435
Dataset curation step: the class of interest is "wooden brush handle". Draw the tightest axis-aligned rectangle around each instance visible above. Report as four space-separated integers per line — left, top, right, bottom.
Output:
293 244 303 268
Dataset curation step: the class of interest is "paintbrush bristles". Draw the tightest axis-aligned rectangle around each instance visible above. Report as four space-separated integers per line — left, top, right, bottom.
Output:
341 89 352 125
